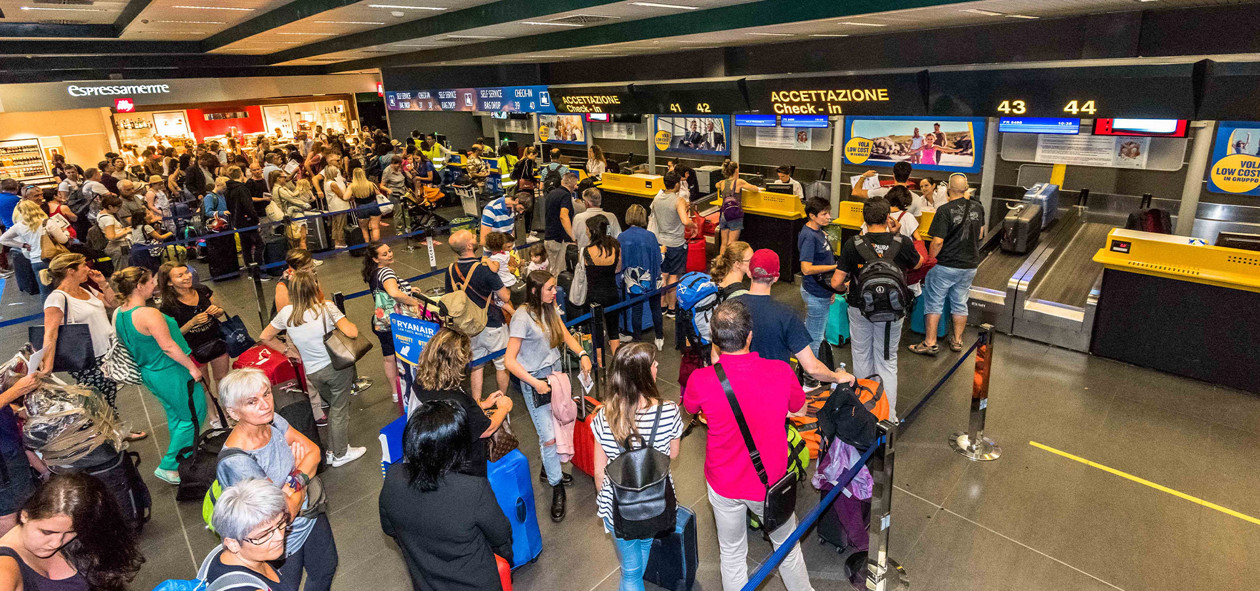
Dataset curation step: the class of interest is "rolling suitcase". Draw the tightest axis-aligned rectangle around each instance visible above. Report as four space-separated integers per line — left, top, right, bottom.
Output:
345 218 366 256
571 396 601 477
644 506 698 591
486 449 543 569
205 233 240 280
909 292 950 337
262 232 288 276
1000 203 1042 254
305 211 331 252
1125 193 1173 234
1021 183 1059 230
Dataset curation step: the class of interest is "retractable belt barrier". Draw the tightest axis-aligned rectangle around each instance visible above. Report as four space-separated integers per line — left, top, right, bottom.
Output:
899 323 1001 461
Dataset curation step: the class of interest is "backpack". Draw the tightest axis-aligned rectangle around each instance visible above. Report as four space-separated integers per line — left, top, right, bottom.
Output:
151 544 272 591
851 234 912 323
364 154 384 181
675 272 719 345
438 262 489 337
67 185 93 219
542 164 564 194
86 223 108 253
623 266 653 296
200 448 248 533
606 404 677 540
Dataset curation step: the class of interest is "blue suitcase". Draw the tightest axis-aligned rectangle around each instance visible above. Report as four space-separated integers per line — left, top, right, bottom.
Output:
910 292 952 337
1022 183 1059 231
644 506 697 591
487 449 543 570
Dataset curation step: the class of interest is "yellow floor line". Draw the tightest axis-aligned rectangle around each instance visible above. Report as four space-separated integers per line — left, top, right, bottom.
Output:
1029 441 1260 527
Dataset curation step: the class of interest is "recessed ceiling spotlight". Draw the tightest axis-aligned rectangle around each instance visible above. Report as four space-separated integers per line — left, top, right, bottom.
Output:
277 32 336 36
1006 14 1039 19
630 2 699 9
315 20 386 25
170 5 256 11
522 21 583 27
368 4 448 10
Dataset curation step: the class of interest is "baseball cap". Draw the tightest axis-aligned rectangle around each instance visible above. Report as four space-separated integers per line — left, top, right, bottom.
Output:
749 249 780 280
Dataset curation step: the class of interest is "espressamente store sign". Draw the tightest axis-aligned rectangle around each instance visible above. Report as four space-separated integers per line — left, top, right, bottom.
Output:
0 74 380 113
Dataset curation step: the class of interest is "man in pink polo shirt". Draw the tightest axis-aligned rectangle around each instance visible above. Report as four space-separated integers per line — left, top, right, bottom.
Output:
682 298 815 591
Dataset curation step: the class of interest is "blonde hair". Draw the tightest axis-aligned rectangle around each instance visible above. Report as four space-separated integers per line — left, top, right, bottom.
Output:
110 266 152 300
710 241 751 281
348 167 374 200
15 200 47 228
416 328 471 391
46 253 86 287
285 271 326 327
214 176 228 193
294 179 313 195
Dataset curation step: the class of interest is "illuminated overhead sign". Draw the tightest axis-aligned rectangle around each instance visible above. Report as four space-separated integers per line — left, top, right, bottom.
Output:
634 80 748 115
548 85 638 114
67 84 170 97
744 72 927 117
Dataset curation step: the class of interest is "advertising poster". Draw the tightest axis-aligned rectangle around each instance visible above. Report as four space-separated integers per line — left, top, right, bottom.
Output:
1034 135 1150 169
844 116 984 173
1207 122 1260 196
753 127 812 150
538 114 586 144
390 315 440 403
655 115 730 156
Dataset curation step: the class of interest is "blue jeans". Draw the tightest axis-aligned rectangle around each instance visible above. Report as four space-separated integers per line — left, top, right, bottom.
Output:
923 265 977 317
519 363 563 486
800 285 832 356
611 533 653 591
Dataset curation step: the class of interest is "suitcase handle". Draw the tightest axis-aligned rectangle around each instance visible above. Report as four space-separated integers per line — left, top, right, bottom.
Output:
515 498 527 522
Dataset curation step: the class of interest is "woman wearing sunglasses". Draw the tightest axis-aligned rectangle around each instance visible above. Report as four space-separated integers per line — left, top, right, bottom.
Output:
200 479 293 591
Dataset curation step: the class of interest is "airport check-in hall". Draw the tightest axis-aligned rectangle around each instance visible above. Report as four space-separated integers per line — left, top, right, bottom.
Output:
0 1 1258 591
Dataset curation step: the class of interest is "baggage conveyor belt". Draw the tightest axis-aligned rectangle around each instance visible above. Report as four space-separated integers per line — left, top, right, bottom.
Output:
973 208 1082 292
1025 221 1113 307
966 208 1082 332
1010 217 1116 352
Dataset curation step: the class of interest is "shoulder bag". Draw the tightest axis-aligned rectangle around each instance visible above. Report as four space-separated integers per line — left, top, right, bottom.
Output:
321 304 373 371
485 409 519 463
29 293 95 372
715 363 797 533
569 248 589 306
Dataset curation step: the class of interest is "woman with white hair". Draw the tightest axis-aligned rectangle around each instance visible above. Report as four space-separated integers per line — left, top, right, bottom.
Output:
199 479 290 590
215 368 337 591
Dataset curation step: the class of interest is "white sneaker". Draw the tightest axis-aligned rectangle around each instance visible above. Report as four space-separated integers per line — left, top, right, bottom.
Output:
327 446 367 468
655 338 664 351
313 259 325 266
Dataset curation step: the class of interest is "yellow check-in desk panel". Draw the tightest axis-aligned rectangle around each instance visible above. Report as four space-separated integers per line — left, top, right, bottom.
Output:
1093 228 1260 293
709 189 805 220
599 173 662 198
833 200 936 238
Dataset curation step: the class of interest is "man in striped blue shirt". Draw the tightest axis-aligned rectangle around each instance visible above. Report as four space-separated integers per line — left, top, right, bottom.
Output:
479 191 532 245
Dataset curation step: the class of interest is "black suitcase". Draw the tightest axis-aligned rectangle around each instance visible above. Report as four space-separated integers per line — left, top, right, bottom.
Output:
262 233 288 277
175 381 232 502
80 450 152 533
345 218 366 256
273 375 328 474
1000 203 1042 254
644 506 697 591
205 233 240 280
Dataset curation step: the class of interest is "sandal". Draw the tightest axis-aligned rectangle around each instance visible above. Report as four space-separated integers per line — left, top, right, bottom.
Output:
125 431 148 442
908 342 939 356
948 337 964 352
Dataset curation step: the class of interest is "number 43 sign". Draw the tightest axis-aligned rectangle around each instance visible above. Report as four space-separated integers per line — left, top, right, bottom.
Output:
998 99 1096 116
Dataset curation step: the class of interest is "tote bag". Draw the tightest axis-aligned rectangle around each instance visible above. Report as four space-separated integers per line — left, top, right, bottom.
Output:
28 293 95 372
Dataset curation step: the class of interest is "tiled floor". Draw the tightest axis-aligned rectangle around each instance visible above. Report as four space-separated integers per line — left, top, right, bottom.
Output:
4 212 1258 591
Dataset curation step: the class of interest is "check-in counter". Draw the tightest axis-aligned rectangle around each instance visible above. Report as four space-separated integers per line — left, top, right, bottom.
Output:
832 200 937 238
712 189 806 282
1091 229 1260 394
598 172 663 221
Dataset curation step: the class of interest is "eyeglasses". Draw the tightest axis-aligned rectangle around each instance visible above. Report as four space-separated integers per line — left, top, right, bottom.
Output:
243 513 292 546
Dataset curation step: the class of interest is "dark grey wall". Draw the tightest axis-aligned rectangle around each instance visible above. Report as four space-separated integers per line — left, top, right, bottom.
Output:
388 111 484 149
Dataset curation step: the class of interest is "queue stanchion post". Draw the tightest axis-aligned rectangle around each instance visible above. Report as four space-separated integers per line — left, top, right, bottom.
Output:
866 421 909 591
248 264 268 327
587 301 604 395
948 323 1001 461
331 290 373 392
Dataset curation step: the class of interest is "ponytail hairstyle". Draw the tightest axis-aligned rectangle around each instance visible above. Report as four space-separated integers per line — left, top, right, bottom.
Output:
603 343 660 443
109 266 152 300
361 240 386 285
285 248 315 273
21 473 143 591
721 159 739 179
523 270 565 349
709 240 752 282
45 252 86 289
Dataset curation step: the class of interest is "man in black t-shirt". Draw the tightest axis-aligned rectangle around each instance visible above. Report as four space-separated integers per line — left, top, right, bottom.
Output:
832 198 921 421
543 172 578 273
445 229 513 399
911 173 985 356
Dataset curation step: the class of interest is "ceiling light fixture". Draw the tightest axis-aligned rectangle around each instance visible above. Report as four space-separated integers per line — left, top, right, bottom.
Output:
748 32 793 36
170 5 256 11
522 21 583 27
809 34 849 37
277 32 336 36
1006 14 1039 19
152 20 226 24
962 9 1004 16
368 4 448 10
19 6 105 12
315 20 386 25
445 34 505 39
630 2 699 9
836 21 886 27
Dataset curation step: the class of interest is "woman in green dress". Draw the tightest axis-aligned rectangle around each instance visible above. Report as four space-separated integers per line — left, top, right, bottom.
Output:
110 266 207 485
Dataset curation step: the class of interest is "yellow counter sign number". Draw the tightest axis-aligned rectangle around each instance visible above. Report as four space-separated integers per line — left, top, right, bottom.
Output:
997 100 1026 115
995 99 1098 116
668 103 712 114
1063 100 1096 115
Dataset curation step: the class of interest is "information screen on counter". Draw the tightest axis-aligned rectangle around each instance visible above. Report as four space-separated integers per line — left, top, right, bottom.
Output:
548 85 637 114
634 80 748 116
998 117 1080 135
780 115 829 128
734 114 776 127
928 64 1196 120
1093 119 1188 138
744 72 927 116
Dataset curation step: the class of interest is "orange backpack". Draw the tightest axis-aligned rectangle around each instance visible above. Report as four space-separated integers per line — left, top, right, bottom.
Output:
853 375 890 422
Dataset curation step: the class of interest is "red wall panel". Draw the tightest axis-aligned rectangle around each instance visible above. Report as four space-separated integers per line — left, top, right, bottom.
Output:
185 105 265 141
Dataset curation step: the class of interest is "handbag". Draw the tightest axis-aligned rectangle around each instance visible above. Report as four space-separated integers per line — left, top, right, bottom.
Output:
29 293 95 372
101 313 143 385
715 363 797 533
568 249 589 306
321 305 372 371
265 201 285 223
485 411 519 463
298 474 328 518
41 231 70 260
217 315 255 358
376 191 395 216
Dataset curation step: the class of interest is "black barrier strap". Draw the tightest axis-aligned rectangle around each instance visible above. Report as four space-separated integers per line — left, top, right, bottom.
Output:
899 334 985 427
741 436 884 591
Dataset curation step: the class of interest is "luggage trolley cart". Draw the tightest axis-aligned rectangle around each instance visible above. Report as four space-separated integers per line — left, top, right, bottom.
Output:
453 182 479 217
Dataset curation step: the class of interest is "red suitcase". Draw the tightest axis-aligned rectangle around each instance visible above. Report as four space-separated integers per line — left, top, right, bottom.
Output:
496 554 513 591
571 396 601 477
232 344 300 385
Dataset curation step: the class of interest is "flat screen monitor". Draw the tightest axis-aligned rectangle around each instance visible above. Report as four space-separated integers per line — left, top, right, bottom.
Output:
780 115 828 128
998 117 1080 135
1216 231 1260 252
585 113 611 123
435 134 448 146
764 182 795 195
490 112 507 120
1093 118 1189 138
734 114 777 127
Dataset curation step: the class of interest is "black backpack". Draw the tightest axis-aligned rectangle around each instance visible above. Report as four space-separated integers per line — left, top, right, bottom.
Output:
851 234 912 323
364 154 384 182
67 185 93 219
542 164 564 193
606 404 677 540
817 385 878 452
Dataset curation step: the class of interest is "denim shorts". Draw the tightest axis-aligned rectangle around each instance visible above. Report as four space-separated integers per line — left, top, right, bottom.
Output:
719 214 744 231
662 245 687 276
922 265 976 317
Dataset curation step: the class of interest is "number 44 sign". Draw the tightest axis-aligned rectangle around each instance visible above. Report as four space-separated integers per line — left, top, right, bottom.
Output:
997 99 1096 116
